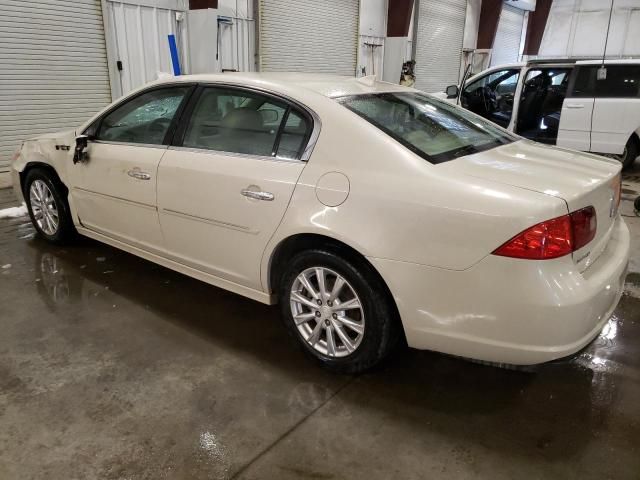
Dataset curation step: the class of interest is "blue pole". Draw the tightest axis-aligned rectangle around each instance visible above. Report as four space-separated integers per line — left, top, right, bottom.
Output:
168 34 181 76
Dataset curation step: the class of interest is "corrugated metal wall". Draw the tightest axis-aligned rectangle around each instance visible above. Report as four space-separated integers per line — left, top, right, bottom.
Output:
217 0 255 72
259 0 359 75
0 0 112 169
491 5 525 66
414 0 467 93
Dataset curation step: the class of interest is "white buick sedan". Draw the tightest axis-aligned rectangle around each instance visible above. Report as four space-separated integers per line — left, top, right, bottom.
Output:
11 73 630 373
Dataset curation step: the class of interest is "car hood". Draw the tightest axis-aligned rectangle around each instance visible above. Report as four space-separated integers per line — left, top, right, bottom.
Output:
27 129 76 143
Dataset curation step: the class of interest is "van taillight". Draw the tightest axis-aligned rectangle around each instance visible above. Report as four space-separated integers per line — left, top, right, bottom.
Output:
492 206 597 260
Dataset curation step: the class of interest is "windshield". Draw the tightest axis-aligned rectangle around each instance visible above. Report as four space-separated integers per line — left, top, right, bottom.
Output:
337 92 516 164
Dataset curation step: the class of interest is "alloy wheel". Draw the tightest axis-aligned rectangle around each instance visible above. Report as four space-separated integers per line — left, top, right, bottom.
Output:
290 267 365 358
29 179 59 236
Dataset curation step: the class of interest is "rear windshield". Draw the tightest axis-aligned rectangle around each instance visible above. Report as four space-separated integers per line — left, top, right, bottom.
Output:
337 92 516 164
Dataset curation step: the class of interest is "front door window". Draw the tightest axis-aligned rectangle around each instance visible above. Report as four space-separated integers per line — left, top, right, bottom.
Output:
96 87 190 145
461 69 520 128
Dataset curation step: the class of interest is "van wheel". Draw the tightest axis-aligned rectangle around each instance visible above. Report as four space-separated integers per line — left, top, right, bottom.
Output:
279 249 401 374
616 137 639 170
24 168 76 244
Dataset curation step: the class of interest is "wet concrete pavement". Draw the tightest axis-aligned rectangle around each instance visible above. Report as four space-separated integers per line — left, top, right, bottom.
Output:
1 175 640 479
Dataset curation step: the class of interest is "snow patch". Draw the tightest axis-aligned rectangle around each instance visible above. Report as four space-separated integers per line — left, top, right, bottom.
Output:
0 204 27 219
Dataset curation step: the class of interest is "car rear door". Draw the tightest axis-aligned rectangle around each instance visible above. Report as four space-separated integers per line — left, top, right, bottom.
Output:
558 66 595 151
590 64 640 155
156 85 315 291
69 85 193 252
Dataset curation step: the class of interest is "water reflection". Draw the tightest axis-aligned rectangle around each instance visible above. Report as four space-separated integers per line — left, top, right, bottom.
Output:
23 241 639 468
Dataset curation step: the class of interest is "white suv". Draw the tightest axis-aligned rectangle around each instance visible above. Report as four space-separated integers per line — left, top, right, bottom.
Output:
439 59 640 169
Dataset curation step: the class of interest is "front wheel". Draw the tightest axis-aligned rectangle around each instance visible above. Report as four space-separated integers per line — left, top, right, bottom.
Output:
24 168 76 244
279 249 401 373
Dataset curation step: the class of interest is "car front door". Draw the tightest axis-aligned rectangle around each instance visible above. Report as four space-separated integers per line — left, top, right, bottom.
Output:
558 66 595 151
69 85 193 252
157 85 314 291
460 68 522 129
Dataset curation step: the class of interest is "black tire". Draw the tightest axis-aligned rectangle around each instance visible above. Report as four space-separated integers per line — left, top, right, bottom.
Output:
279 249 401 374
619 137 639 171
24 168 77 244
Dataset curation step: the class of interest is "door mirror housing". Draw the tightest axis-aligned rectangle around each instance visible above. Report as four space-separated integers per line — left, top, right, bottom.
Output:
73 135 89 164
76 135 88 149
445 85 459 99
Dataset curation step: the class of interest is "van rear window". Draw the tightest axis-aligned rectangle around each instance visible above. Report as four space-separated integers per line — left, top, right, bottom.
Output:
570 65 640 98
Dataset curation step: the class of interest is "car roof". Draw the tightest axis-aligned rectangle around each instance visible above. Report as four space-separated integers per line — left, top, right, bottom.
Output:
576 58 640 65
155 72 409 98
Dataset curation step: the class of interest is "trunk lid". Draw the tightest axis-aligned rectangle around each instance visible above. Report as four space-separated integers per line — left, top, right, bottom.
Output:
440 140 622 271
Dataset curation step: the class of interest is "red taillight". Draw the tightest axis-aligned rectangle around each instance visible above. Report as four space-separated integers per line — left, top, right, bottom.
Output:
570 206 597 251
492 206 597 260
612 174 622 211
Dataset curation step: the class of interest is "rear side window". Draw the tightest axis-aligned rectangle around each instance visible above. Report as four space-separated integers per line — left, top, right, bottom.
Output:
596 65 640 98
569 67 596 97
276 110 311 159
182 87 288 156
181 86 312 159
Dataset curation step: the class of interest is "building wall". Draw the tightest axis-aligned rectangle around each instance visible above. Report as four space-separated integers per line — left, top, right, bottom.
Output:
359 0 387 78
539 0 640 58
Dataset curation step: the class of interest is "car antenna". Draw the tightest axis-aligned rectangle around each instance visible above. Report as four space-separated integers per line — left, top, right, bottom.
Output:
597 0 615 81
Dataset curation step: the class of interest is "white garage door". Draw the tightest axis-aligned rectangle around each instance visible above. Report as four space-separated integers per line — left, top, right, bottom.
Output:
0 0 112 169
414 0 467 94
491 5 525 67
259 0 359 75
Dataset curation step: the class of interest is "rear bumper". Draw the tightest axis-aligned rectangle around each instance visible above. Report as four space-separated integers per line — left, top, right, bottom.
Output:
370 216 630 365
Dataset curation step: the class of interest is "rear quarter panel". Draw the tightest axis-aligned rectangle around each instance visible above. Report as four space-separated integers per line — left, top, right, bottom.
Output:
261 97 568 290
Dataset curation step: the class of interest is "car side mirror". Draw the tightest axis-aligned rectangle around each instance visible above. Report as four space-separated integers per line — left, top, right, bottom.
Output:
73 135 89 164
445 85 459 99
259 109 279 124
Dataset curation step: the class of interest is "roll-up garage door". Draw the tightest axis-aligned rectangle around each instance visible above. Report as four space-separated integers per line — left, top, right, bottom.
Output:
490 5 525 67
0 0 112 169
259 0 359 75
414 0 467 94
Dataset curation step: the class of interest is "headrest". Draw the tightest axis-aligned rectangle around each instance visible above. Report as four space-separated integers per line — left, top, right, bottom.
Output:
221 107 263 131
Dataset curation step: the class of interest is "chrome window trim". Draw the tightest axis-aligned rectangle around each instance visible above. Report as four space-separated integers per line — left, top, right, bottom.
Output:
192 81 322 162
91 140 169 150
168 145 305 164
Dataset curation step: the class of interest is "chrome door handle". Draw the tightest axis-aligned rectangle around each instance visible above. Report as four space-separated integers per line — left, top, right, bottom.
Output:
241 189 274 201
565 104 585 109
127 169 151 180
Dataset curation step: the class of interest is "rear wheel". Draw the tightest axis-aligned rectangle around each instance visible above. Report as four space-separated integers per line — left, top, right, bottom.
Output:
610 137 639 170
24 168 76 244
279 249 400 373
